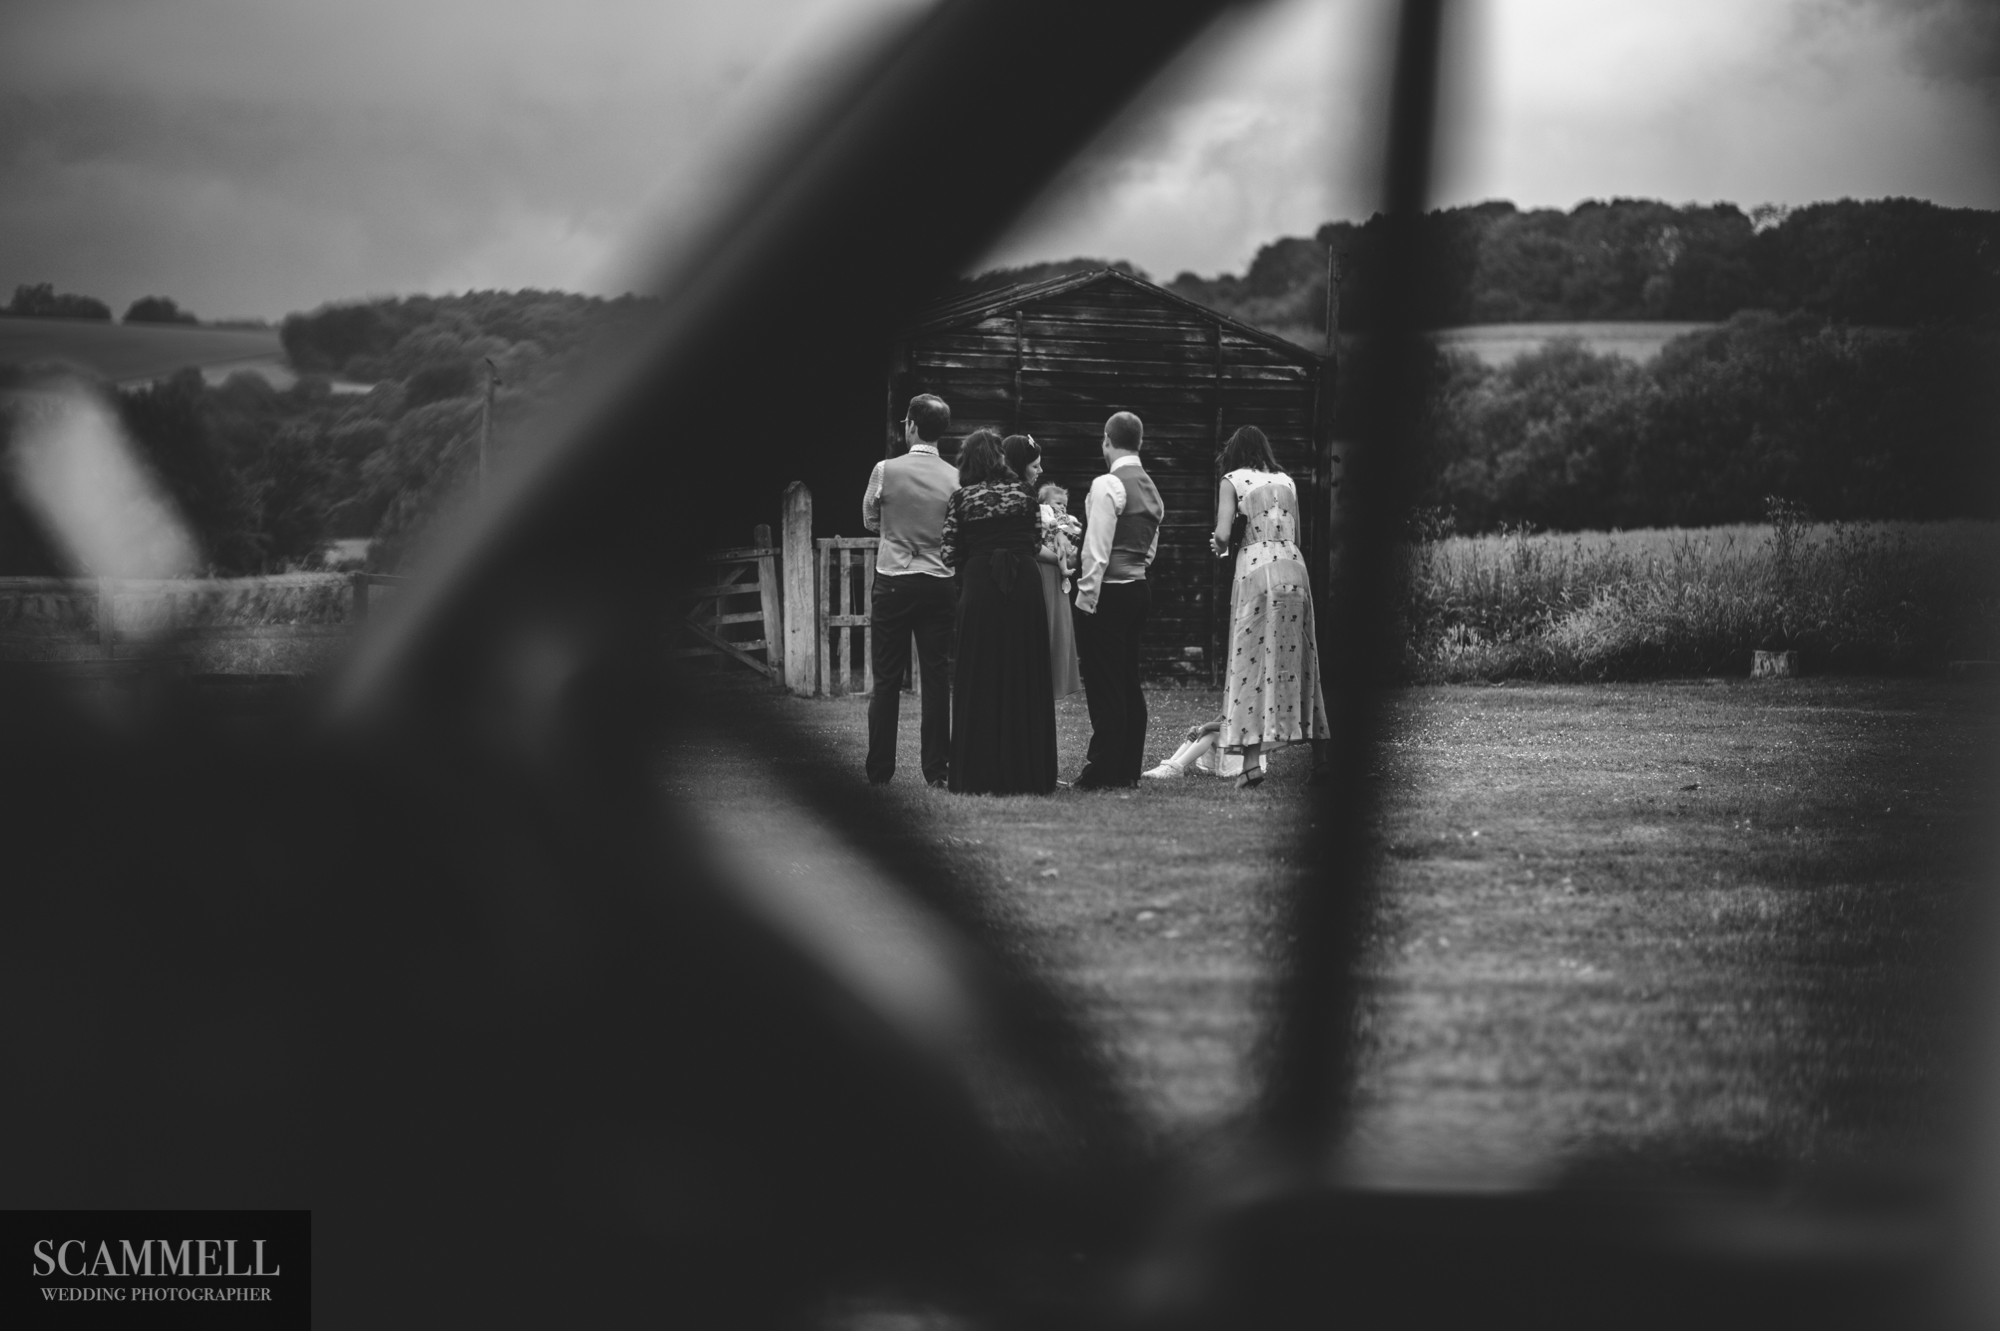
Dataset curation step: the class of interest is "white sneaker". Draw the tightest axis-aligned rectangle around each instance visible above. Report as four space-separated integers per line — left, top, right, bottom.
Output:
1141 763 1183 779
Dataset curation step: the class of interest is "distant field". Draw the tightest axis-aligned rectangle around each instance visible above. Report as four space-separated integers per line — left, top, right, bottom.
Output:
0 316 290 386
1428 321 1718 365
1267 321 1718 363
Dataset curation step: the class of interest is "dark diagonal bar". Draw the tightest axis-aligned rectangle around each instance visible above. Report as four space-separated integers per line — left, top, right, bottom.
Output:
1262 0 1446 1152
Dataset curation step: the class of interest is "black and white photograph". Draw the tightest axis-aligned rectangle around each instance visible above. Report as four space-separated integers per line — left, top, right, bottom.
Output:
2 0 1998 1326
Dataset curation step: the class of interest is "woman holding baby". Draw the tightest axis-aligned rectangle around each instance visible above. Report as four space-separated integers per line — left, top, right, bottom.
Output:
1002 433 1083 701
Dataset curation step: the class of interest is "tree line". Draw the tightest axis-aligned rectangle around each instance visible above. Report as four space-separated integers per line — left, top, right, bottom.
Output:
3 195 1993 577
1353 312 1999 532
1170 196 2000 334
3 283 211 325
0 290 658 575
1162 195 1999 534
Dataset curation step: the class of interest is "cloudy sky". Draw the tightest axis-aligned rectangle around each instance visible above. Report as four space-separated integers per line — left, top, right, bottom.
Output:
1 0 1994 320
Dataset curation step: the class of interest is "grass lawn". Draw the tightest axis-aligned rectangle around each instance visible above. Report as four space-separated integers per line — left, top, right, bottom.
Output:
1356 678 1990 1187
668 674 1994 1187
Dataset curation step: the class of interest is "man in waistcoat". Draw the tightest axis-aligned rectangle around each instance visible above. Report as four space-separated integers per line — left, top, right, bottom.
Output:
1072 410 1162 789
862 393 959 786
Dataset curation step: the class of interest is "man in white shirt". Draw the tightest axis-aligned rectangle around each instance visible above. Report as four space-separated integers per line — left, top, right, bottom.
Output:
1071 411 1162 789
862 394 958 786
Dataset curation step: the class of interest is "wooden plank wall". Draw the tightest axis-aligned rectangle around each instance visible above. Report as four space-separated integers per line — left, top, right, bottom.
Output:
899 281 1322 682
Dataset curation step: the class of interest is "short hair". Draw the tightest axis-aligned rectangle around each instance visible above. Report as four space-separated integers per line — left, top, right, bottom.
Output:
1037 482 1068 508
1000 433 1040 483
1217 424 1280 476
957 428 1009 485
1104 411 1143 452
906 394 949 443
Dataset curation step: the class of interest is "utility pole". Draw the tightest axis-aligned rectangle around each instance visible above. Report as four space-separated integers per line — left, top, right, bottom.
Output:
1323 244 1341 356
479 357 498 498
1320 244 1343 601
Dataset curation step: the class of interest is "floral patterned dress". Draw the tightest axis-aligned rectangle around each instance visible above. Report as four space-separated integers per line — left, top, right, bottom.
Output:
1220 468 1330 753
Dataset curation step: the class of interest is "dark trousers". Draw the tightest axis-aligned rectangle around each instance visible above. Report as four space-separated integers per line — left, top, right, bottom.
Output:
866 571 955 784
1075 579 1150 786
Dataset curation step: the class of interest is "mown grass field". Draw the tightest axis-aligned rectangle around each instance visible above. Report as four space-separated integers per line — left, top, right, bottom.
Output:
1427 320 1719 365
671 675 1994 1186
1404 519 2000 682
1265 320 1720 362
0 315 281 384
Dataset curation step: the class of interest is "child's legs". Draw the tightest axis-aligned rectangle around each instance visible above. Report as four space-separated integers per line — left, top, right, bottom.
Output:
1166 734 1212 773
1186 734 1232 775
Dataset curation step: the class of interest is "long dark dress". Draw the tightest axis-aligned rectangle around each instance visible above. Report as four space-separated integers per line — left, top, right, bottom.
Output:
942 482 1057 794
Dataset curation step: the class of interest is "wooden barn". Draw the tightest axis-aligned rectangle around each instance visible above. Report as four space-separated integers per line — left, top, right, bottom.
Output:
887 268 1335 684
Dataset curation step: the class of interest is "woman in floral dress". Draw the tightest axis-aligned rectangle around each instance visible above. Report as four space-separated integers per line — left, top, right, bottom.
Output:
1208 425 1330 788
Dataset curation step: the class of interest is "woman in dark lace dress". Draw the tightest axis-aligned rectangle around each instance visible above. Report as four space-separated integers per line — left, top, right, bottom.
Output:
941 429 1056 794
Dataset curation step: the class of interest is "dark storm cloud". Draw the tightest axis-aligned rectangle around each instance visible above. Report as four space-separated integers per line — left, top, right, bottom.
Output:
3 0 1997 316
980 0 1386 280
1420 0 2000 227
1878 0 2000 91
987 0 2000 282
1 87 673 311
0 0 831 319
1904 2 2000 93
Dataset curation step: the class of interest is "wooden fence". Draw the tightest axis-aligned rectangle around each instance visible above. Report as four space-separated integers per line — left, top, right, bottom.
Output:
0 571 406 673
0 499 896 698
0 491 903 698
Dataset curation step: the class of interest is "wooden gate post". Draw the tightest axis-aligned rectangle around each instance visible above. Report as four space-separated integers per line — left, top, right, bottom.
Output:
781 482 817 696
96 577 116 658
753 522 782 679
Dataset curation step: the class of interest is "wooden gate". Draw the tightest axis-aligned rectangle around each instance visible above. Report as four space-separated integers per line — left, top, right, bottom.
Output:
679 526 784 681
815 536 878 696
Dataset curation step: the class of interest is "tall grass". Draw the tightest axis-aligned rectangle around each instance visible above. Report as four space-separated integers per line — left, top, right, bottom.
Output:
1400 515 2000 681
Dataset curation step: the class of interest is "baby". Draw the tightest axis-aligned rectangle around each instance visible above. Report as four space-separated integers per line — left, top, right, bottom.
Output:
1037 483 1081 592
1037 483 1080 535
1142 714 1268 781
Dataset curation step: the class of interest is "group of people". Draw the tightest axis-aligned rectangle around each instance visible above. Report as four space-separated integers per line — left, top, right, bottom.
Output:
862 394 1329 796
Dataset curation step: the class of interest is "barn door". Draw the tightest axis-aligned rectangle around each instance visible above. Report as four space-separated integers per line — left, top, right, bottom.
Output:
1208 455 1228 689
886 340 917 456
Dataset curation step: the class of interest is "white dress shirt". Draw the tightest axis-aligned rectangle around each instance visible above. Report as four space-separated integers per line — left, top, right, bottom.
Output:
1075 454 1151 614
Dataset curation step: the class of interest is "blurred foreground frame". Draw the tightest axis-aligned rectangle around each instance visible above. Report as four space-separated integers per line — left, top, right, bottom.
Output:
0 0 1984 1327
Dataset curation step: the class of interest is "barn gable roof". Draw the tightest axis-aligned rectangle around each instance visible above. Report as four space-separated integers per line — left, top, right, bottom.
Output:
904 268 1327 368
